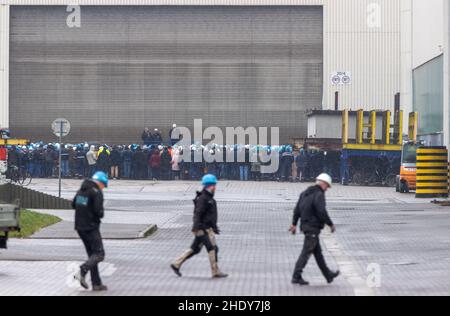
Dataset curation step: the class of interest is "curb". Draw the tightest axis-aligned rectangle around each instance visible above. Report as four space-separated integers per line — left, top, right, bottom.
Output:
27 220 159 240
138 224 158 238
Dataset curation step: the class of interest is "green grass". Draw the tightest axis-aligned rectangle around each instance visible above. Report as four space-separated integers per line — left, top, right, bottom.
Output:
9 210 61 238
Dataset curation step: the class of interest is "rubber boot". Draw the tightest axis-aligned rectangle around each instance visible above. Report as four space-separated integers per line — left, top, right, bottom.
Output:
171 249 194 277
208 251 228 278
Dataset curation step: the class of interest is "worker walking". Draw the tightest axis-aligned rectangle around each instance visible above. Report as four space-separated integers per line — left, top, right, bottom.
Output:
290 173 340 286
73 171 109 291
171 174 228 279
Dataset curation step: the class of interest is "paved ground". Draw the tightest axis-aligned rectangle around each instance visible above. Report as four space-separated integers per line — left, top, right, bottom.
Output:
0 179 449 296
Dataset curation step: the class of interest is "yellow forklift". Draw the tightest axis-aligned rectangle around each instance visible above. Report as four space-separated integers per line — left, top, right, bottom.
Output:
396 113 420 193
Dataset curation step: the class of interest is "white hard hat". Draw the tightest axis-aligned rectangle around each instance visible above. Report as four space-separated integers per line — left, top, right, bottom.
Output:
316 173 332 188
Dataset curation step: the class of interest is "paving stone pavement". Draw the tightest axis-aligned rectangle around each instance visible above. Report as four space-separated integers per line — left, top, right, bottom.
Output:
0 179 449 296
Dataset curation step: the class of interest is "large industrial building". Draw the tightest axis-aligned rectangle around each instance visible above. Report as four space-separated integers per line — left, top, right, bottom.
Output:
0 0 415 144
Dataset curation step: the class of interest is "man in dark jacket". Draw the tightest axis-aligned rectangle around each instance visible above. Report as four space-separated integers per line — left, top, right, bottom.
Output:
137 147 149 180
96 146 110 174
290 173 340 286
32 148 43 178
60 145 70 177
295 149 308 182
109 146 121 180
153 129 163 145
44 147 56 178
75 147 87 178
160 147 172 180
7 146 19 169
281 147 295 182
73 171 109 292
122 147 132 179
171 174 228 279
141 128 152 146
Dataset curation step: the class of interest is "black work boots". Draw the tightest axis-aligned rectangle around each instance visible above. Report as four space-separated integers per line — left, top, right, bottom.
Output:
326 270 340 284
92 285 108 292
74 270 89 290
292 276 310 286
292 270 340 286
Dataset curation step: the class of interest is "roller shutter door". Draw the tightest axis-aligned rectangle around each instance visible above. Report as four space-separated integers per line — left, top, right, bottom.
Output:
10 5 323 144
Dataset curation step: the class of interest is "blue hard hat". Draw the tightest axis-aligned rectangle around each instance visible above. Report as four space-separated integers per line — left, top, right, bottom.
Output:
92 171 109 188
202 174 218 187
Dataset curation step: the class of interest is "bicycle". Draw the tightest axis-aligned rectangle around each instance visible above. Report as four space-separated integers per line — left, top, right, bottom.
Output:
351 168 397 187
4 165 32 187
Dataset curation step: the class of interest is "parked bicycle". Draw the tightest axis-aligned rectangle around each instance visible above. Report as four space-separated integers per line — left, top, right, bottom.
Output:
3 165 32 187
351 167 397 187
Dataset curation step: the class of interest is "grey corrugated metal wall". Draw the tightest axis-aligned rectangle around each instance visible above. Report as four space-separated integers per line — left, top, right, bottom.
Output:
10 5 323 144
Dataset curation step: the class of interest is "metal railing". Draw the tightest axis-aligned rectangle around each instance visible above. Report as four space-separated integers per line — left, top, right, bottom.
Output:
0 183 72 210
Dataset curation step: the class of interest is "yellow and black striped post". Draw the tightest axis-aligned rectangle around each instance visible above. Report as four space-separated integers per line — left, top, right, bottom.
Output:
416 147 449 198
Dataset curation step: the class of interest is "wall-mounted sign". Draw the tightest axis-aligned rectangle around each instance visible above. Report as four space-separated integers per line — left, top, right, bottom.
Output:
331 71 352 86
52 118 71 138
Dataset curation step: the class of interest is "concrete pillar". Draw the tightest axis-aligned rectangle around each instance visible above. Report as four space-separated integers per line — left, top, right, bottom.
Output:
0 5 9 129
400 0 413 136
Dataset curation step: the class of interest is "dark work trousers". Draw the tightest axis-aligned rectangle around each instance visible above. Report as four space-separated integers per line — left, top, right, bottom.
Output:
88 164 97 178
293 232 331 280
77 229 105 286
191 229 218 258
173 229 219 268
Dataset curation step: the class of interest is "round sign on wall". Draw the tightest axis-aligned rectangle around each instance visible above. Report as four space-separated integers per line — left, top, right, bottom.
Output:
342 75 351 84
331 71 352 86
52 118 71 138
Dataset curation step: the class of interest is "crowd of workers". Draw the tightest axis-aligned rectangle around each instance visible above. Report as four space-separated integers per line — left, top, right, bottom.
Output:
5 141 341 182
